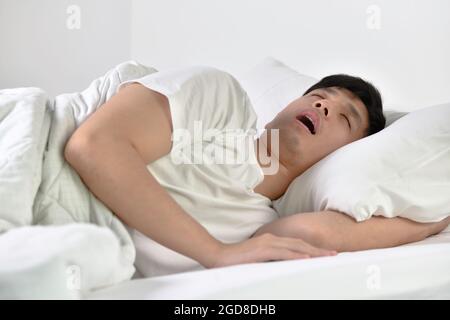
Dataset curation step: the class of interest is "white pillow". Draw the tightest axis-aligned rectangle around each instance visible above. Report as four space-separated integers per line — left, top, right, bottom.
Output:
273 102 450 223
384 109 409 126
238 57 317 131
238 57 408 131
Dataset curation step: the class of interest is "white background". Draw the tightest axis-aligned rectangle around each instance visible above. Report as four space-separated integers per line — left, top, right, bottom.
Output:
1 0 449 111
0 0 131 97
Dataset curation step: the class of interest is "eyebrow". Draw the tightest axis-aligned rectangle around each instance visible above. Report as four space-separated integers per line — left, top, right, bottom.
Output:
322 87 363 129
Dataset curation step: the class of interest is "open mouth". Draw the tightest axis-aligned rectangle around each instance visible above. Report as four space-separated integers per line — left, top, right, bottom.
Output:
296 115 316 134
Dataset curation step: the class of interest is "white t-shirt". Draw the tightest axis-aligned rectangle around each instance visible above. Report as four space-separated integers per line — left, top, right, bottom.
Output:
119 66 278 277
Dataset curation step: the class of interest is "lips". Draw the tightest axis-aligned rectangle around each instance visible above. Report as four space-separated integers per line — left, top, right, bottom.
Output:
296 110 320 135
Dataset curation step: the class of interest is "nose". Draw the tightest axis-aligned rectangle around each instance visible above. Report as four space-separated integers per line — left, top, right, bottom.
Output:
314 101 329 117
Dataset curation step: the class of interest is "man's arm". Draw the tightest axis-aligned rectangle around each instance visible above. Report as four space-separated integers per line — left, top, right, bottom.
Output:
253 210 450 252
65 83 335 269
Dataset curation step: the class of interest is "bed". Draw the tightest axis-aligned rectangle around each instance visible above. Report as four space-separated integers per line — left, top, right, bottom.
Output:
87 225 450 299
1 60 449 300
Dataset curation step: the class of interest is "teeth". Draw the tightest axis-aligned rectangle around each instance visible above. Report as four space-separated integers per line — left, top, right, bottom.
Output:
305 115 315 133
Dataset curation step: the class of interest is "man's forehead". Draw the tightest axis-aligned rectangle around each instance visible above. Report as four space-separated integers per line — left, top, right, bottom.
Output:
317 87 356 100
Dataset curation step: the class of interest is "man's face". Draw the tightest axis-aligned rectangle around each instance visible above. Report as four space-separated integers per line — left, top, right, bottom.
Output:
265 86 370 175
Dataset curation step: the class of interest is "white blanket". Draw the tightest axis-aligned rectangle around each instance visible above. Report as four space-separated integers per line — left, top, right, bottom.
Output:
0 87 50 230
0 61 157 298
0 224 127 299
88 226 450 299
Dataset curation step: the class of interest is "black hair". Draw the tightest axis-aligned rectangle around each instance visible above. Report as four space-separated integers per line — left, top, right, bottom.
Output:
303 74 385 135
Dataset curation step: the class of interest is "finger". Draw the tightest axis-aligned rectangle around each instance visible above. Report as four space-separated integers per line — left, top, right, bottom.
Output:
298 241 337 257
262 248 311 262
430 217 450 235
276 237 336 257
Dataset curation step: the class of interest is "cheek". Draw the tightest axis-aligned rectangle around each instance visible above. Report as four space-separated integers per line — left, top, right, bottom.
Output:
278 128 302 155
320 129 351 153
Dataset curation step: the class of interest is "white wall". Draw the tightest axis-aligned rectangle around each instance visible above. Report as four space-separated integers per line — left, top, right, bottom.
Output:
0 0 131 97
131 0 450 111
2 0 449 111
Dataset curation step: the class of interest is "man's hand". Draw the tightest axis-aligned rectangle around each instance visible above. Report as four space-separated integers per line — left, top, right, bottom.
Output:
208 233 337 268
253 211 450 252
427 216 450 236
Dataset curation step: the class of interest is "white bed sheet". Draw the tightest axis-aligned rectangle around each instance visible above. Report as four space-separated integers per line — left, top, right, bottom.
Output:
87 226 450 300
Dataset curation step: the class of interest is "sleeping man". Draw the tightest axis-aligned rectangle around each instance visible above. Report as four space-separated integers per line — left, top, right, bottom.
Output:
64 67 450 277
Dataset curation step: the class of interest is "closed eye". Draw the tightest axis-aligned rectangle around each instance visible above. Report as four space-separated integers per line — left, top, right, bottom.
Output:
312 92 351 129
342 114 351 129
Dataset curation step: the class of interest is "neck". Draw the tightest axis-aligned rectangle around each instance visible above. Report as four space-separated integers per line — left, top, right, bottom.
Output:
253 132 297 200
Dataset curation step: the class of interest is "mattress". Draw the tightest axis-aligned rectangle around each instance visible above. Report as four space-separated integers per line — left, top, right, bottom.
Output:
87 225 450 299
